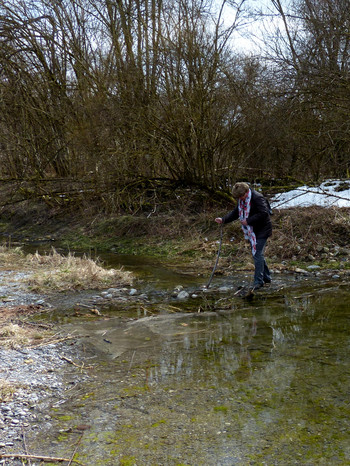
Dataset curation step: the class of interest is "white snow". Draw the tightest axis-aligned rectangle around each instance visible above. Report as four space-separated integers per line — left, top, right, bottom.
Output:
270 179 350 209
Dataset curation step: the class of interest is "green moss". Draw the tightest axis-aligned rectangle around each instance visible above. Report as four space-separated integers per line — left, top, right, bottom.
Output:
121 385 150 395
119 456 137 466
151 419 167 427
213 406 228 413
57 432 69 442
81 392 95 400
55 414 74 421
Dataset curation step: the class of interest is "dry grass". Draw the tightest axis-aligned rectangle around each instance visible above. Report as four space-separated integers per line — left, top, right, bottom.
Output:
0 246 134 292
191 206 350 273
268 206 350 261
0 378 16 402
0 245 25 267
0 323 31 348
0 320 51 349
0 247 134 350
25 248 134 292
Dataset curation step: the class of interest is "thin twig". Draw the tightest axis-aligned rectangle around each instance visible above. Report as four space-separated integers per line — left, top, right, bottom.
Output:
163 328 208 336
68 433 84 466
28 335 89 348
61 356 93 370
76 302 96 309
0 453 85 464
21 428 31 466
207 222 223 288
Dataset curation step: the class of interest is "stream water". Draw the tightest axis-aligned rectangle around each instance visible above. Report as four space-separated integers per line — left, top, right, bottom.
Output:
25 254 350 465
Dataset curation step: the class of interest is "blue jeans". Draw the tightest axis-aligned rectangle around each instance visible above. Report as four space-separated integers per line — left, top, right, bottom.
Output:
253 237 271 286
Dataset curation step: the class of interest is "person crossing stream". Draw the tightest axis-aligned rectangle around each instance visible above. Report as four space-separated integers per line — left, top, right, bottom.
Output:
215 182 273 296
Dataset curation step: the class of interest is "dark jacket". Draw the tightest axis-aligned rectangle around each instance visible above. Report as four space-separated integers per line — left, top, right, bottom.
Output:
222 189 272 239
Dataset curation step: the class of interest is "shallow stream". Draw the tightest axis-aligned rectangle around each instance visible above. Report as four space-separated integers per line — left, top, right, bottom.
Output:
25 254 350 465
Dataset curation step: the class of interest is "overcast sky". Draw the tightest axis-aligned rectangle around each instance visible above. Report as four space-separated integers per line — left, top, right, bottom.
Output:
218 0 291 53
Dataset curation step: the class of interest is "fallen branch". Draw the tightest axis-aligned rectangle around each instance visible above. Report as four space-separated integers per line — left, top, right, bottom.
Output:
0 453 85 465
61 356 94 370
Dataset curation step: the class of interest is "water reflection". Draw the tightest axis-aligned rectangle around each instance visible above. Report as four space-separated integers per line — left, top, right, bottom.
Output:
27 254 350 464
144 312 275 388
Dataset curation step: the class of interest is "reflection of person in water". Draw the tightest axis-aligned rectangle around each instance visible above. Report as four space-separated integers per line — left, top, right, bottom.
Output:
235 316 273 381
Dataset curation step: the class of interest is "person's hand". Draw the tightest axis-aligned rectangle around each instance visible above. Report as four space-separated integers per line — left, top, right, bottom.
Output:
215 217 223 224
240 219 248 226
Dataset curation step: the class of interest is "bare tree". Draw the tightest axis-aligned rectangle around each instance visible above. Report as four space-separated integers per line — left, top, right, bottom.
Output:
258 0 350 179
8 0 349 211
144 0 251 191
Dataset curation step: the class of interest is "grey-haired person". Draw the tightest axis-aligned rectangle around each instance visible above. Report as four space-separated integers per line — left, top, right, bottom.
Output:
215 182 272 290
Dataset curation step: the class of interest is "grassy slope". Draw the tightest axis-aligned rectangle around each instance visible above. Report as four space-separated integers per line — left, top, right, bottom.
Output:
0 196 349 275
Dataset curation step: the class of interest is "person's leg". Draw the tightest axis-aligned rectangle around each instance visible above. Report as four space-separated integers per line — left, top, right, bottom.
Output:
263 259 271 283
253 237 268 288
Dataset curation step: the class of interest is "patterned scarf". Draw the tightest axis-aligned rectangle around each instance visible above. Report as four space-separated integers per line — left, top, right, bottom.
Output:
238 189 257 256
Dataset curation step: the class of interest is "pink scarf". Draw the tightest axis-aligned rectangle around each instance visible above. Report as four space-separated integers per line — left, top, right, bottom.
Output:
239 189 256 256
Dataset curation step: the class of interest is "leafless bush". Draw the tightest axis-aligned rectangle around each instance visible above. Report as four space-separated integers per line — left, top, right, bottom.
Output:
268 206 350 260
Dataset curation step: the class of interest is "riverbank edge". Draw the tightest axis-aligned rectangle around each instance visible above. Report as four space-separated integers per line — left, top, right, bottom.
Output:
0 201 350 277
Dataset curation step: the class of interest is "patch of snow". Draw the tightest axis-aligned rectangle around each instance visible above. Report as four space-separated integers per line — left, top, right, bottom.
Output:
270 179 350 209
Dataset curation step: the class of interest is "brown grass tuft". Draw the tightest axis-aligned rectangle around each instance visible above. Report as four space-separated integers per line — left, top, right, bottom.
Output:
0 379 16 402
0 323 30 348
0 245 25 267
25 248 133 292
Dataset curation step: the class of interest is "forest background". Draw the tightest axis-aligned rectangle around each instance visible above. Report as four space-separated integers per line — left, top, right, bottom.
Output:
0 0 350 263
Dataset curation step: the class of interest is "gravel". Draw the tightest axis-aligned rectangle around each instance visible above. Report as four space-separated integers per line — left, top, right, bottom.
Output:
0 342 90 464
